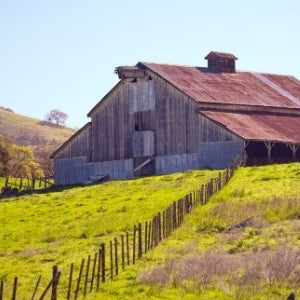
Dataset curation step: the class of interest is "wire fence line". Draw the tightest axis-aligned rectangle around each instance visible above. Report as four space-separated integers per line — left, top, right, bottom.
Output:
0 157 243 299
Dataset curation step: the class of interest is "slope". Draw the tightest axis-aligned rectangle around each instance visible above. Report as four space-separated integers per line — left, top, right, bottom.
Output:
0 169 218 297
87 163 300 300
0 108 75 146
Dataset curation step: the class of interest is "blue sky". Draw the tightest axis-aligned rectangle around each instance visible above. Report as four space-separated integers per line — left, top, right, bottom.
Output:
0 0 299 128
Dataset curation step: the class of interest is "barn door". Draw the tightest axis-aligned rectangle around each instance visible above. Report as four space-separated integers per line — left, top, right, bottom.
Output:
132 130 155 176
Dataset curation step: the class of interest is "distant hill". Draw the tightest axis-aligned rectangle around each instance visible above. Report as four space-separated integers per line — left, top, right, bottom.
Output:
0 108 75 147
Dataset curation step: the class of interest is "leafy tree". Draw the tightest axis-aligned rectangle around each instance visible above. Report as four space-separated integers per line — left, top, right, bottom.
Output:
9 145 44 178
0 134 44 178
0 134 12 176
45 109 68 126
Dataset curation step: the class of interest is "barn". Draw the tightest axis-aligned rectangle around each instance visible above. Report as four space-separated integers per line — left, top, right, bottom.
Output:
51 51 300 185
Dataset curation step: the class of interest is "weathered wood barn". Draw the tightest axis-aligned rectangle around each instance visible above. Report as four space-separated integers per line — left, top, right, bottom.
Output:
51 51 300 185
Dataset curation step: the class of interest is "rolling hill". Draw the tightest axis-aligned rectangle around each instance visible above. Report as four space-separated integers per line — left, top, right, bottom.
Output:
1 162 300 299
85 163 300 300
0 108 75 147
0 169 218 298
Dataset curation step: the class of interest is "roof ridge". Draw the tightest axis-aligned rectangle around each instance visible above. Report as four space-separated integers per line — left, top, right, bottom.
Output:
140 62 296 78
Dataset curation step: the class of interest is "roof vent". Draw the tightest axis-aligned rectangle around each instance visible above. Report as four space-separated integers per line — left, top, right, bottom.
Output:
205 51 238 73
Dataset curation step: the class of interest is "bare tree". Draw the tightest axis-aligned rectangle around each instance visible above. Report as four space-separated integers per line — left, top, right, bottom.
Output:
45 109 68 126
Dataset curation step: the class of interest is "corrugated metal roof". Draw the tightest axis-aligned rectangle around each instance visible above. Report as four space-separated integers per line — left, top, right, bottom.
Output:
140 62 300 108
203 111 300 143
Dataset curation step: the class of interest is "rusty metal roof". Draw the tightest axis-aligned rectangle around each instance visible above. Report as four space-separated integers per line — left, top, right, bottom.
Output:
140 62 300 108
203 111 300 143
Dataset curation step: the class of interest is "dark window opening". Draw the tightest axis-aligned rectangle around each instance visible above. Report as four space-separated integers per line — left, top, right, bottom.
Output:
148 76 153 80
131 78 137 83
134 123 139 131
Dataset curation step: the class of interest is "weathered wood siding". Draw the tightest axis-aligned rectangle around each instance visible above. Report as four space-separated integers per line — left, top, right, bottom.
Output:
54 123 92 160
146 70 240 157
90 77 156 162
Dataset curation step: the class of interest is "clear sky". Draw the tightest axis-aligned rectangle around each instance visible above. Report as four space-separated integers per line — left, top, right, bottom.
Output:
0 0 299 128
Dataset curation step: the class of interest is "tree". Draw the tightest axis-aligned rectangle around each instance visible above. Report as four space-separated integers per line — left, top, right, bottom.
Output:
9 145 44 178
34 145 56 177
45 109 68 126
0 134 13 176
0 134 44 178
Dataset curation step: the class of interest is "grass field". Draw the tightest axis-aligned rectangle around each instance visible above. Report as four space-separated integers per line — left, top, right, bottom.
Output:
84 163 300 300
0 169 218 297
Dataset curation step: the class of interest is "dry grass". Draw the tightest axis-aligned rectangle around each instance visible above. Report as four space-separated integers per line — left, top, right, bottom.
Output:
139 245 300 295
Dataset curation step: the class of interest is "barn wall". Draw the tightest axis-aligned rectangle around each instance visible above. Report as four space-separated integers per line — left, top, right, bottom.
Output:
155 153 199 174
54 157 133 185
54 157 87 185
148 70 241 155
86 159 133 179
54 124 92 160
90 77 156 162
198 141 245 168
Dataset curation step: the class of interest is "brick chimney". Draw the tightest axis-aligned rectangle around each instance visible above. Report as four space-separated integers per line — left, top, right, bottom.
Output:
205 51 238 73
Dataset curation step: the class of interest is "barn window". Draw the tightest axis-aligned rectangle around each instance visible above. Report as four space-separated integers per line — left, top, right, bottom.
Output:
132 130 154 157
135 123 139 131
129 78 155 113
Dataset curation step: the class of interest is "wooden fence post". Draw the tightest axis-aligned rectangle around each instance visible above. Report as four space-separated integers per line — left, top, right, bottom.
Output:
84 255 91 296
101 243 106 283
151 218 154 247
39 274 60 300
66 263 73 300
138 223 142 259
133 225 136 264
126 232 130 266
144 221 148 253
162 211 166 239
74 258 85 300
0 280 3 300
90 252 97 292
114 237 118 276
97 249 101 290
121 234 125 269
31 275 42 300
110 241 113 279
158 212 162 242
147 221 151 250
12 277 18 300
51 266 58 300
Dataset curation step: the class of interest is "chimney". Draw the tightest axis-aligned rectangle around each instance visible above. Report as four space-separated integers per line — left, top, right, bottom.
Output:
205 51 238 73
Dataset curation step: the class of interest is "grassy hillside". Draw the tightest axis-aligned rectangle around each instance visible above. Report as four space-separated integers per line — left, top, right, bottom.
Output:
0 169 217 297
86 163 300 300
0 108 75 146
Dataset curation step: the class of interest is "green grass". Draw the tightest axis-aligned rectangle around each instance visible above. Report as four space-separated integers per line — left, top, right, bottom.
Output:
0 169 217 297
0 109 75 146
0 178 5 189
86 163 300 300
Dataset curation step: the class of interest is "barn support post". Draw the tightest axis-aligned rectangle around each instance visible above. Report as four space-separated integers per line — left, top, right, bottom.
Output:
287 144 299 161
263 141 275 163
